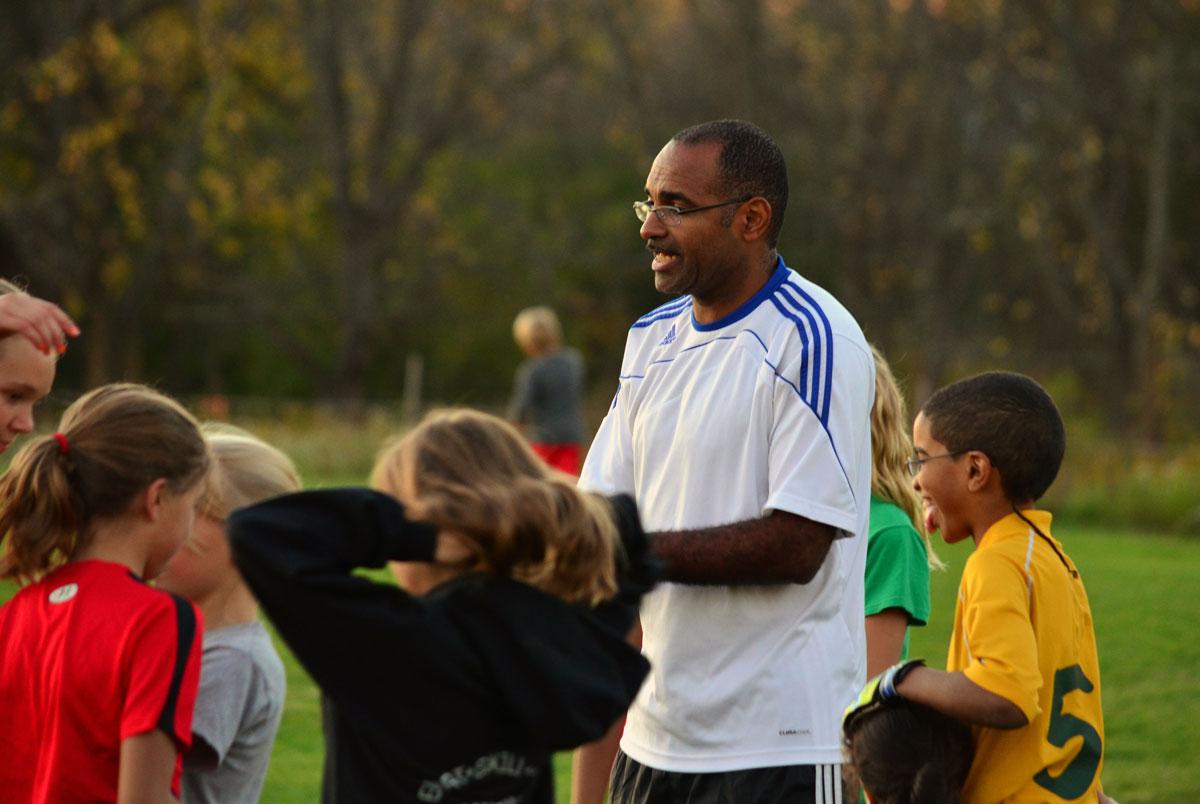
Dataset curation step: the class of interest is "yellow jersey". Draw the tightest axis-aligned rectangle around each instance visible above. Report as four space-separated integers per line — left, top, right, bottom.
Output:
948 510 1104 803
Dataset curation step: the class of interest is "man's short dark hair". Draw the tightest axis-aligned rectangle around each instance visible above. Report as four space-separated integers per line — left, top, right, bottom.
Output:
672 120 789 248
920 371 1066 504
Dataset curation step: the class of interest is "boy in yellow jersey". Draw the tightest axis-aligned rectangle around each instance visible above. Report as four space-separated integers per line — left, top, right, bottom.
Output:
866 371 1110 802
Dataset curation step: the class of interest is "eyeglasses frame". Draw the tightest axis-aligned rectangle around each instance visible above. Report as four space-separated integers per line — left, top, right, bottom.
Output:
633 196 752 226
905 450 971 478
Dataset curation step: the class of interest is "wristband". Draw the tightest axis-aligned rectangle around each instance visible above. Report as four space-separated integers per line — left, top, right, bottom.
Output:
878 658 925 700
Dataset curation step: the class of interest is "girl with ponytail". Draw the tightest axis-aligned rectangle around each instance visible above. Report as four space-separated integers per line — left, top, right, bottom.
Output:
0 383 210 803
229 408 658 804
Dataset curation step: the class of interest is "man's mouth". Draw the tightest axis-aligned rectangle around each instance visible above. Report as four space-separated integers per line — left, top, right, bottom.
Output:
647 242 680 271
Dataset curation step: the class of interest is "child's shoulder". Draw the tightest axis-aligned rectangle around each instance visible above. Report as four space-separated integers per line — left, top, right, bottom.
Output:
962 511 1070 590
961 536 1036 594
204 621 281 664
202 621 286 693
52 560 183 609
869 496 917 534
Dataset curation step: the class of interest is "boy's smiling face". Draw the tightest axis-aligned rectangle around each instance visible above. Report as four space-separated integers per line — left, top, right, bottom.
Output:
911 412 974 545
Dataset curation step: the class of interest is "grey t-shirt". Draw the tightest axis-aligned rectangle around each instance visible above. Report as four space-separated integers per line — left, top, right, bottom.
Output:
181 621 286 804
507 347 585 444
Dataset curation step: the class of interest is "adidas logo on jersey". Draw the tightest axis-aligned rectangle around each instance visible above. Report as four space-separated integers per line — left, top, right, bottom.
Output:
658 324 676 347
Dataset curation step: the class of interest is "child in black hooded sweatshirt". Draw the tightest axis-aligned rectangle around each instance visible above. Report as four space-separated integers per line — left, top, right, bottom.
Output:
229 408 656 804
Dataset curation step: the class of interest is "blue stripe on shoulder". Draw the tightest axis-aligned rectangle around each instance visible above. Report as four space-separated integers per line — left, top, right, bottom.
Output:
769 294 816 414
774 285 824 420
781 280 835 424
632 296 691 329
772 281 835 427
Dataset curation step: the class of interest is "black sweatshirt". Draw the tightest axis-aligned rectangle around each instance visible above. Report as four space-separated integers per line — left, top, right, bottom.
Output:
228 488 655 804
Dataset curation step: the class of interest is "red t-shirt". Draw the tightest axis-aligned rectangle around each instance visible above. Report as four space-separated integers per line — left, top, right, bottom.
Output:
0 560 203 801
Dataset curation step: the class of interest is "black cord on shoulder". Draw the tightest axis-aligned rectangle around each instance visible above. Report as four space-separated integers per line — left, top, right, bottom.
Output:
1012 505 1077 578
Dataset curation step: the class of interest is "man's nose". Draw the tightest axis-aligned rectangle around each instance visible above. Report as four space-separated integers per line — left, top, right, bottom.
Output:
640 210 667 240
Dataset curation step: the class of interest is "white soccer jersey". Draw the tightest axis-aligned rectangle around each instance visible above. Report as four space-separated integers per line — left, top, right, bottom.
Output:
580 258 874 771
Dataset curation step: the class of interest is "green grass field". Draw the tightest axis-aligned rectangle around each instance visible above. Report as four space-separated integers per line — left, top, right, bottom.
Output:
3 525 1197 802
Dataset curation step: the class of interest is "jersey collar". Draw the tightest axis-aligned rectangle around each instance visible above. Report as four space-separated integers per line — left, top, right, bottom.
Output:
691 255 791 332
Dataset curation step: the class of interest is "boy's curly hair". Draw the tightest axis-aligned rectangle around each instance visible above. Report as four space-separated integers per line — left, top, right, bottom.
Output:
920 371 1065 504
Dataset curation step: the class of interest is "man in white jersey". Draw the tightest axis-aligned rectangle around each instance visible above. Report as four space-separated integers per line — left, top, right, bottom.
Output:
574 120 874 804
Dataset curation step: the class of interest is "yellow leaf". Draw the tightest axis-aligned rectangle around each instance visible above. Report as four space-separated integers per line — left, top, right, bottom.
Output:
102 254 132 294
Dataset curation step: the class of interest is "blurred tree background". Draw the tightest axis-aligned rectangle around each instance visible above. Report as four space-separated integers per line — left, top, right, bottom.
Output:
2 0 1198 448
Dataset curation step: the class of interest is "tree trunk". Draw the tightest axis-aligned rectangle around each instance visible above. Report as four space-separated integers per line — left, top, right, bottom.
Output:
1131 43 1174 445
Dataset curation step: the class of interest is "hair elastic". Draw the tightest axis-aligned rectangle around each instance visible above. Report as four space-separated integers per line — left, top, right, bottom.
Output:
53 432 69 456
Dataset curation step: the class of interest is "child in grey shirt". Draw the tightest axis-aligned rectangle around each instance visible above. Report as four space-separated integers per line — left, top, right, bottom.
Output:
157 425 300 803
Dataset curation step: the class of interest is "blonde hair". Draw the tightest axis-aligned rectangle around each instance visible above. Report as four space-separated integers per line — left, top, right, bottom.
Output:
0 383 210 584
870 346 943 570
371 408 619 605
512 306 562 355
197 423 302 520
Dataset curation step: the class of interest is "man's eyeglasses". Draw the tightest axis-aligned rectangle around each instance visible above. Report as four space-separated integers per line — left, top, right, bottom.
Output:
633 197 750 226
905 450 969 478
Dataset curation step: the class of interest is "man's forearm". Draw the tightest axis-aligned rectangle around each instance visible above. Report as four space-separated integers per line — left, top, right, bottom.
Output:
652 510 835 585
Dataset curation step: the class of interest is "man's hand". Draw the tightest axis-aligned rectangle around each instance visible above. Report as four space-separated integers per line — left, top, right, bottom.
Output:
0 292 79 354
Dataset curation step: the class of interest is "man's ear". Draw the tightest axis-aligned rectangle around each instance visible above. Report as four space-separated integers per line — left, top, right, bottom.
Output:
965 452 994 493
736 198 773 243
137 478 170 523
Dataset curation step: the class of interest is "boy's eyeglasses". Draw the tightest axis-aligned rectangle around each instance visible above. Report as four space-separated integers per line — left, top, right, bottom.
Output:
633 197 750 226
905 450 969 477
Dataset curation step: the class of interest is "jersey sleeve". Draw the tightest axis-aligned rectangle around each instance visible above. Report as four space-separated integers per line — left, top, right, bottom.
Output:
120 594 203 748
188 644 256 766
579 379 635 496
864 523 931 624
763 362 859 534
958 550 1043 720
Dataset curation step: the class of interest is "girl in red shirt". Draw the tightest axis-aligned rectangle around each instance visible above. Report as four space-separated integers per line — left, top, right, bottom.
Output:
0 383 211 803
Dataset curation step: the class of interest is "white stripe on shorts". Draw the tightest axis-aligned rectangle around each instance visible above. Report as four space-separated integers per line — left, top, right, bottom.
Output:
814 763 843 804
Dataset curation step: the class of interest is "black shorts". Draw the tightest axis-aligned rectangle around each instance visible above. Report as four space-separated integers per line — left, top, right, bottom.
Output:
610 749 847 804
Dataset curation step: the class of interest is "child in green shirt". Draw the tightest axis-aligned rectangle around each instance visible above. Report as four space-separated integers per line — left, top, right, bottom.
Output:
864 346 943 676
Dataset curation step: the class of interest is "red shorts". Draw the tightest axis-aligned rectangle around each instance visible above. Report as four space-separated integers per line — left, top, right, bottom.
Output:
530 443 581 476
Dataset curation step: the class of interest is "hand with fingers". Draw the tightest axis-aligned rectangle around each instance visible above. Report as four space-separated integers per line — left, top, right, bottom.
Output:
0 292 80 354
